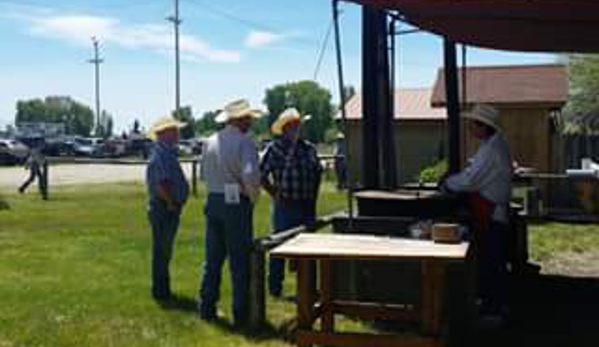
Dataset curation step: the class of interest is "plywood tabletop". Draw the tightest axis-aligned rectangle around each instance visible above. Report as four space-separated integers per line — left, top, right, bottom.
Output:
270 233 469 261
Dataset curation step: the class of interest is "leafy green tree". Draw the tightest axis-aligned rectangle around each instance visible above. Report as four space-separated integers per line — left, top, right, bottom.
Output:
564 55 599 131
264 80 334 143
172 106 195 139
15 96 94 136
195 110 220 136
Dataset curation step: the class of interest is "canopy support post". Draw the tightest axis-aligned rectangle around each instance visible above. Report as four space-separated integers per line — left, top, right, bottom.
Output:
332 0 355 223
444 38 461 173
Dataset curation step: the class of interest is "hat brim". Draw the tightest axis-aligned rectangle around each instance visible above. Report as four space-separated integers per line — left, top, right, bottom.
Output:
271 115 301 135
463 113 500 131
215 109 263 124
149 121 186 140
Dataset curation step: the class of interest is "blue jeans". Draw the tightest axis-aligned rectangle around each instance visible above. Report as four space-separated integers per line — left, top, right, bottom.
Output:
269 200 316 296
199 194 254 323
478 221 508 313
148 201 181 298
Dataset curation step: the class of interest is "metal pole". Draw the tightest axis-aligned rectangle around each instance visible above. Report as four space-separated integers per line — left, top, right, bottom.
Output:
89 37 103 136
167 0 182 112
332 0 355 222
444 38 461 173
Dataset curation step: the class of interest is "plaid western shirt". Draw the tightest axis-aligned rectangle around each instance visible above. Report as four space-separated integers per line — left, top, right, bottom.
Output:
260 138 322 201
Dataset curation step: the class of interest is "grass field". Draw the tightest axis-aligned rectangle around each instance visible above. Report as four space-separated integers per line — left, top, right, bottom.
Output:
0 183 347 347
1 183 599 347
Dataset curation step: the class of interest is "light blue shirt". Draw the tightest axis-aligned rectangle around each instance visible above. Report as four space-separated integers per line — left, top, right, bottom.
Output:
446 133 512 222
201 125 261 202
146 141 189 206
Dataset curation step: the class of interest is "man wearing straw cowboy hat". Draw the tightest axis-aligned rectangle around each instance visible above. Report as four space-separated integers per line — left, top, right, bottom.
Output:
198 99 262 327
442 103 512 326
260 108 322 298
146 116 189 301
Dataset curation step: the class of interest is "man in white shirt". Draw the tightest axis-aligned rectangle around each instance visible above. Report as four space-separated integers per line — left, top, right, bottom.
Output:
442 104 512 323
198 99 262 327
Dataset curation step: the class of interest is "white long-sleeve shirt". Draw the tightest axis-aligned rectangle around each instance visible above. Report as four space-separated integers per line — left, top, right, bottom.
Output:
446 133 512 222
201 125 261 202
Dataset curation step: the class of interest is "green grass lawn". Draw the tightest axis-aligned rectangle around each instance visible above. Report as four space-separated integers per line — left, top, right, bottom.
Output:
2 182 599 347
0 182 346 347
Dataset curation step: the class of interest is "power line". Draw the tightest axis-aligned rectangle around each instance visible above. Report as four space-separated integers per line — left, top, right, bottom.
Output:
313 18 334 81
182 0 320 47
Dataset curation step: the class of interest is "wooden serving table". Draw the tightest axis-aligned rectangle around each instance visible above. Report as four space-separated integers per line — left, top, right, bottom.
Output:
270 233 469 347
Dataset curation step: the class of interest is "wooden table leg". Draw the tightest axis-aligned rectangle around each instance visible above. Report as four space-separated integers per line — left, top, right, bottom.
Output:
320 260 335 333
421 260 445 337
297 259 316 347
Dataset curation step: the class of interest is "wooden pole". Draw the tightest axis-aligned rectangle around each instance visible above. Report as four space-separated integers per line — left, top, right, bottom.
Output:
444 38 461 173
42 161 49 200
248 248 266 330
191 159 198 197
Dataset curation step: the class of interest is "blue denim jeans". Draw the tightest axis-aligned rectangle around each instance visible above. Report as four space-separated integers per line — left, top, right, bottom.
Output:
199 193 254 323
269 200 316 296
148 201 181 299
478 221 509 313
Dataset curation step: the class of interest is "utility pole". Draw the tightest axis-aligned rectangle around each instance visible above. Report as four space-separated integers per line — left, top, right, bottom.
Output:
88 37 103 136
167 0 182 112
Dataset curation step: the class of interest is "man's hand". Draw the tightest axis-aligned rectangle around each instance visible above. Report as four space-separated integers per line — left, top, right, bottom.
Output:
166 199 179 213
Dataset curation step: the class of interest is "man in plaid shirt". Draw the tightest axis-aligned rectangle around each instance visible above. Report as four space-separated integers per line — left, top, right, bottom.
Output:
260 108 322 297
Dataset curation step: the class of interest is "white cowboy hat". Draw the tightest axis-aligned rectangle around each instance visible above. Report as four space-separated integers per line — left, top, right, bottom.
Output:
271 108 306 136
149 116 186 140
463 103 501 131
215 99 263 124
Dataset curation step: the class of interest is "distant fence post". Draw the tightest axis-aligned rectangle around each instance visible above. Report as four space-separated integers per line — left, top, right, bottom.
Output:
191 159 198 197
42 161 49 200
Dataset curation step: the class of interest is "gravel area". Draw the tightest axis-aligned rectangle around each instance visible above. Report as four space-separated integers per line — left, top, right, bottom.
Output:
0 163 194 188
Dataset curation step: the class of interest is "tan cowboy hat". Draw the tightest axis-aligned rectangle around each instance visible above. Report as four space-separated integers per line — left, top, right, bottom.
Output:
463 103 501 131
271 108 304 135
149 116 186 140
215 99 263 124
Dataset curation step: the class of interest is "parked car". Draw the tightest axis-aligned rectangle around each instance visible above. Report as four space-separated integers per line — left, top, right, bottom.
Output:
95 139 127 158
42 137 73 157
72 137 103 157
0 138 29 165
125 138 152 159
178 140 194 157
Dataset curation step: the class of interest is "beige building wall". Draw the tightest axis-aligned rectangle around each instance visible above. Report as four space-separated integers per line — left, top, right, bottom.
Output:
345 120 447 187
461 107 555 172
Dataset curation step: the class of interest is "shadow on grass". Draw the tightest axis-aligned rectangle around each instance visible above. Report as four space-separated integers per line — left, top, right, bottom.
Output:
155 295 198 313
155 294 296 343
462 273 599 347
202 317 296 344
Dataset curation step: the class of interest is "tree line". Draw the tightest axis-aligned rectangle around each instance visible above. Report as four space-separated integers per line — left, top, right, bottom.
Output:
13 80 350 143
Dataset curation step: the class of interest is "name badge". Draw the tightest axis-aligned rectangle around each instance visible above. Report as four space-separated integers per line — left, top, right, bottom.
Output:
224 183 241 204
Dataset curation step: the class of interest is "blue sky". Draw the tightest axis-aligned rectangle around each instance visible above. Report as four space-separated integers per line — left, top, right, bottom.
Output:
0 0 556 132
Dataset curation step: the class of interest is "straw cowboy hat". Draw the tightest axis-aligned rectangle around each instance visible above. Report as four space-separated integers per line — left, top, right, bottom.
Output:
215 99 263 124
271 108 307 136
149 116 186 140
463 103 501 131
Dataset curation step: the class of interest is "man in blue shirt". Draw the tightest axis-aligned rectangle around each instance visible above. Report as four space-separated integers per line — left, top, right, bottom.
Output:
146 116 189 300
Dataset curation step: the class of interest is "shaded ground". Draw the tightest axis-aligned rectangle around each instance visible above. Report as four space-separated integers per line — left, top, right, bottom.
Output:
465 254 599 347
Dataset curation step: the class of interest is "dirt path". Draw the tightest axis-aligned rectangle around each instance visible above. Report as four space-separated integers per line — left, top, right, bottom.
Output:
0 164 194 188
